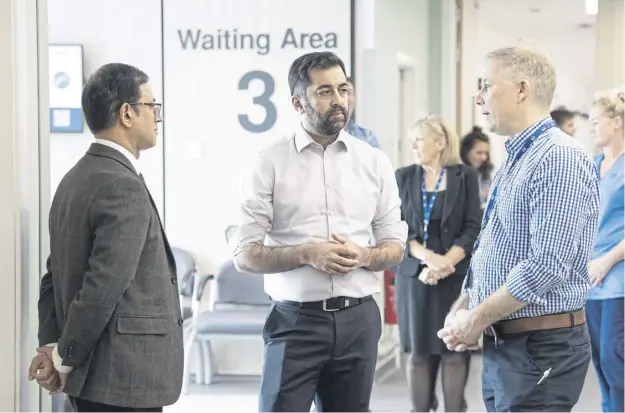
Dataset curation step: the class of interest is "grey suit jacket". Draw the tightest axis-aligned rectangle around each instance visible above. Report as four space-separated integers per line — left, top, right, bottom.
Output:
37 143 184 408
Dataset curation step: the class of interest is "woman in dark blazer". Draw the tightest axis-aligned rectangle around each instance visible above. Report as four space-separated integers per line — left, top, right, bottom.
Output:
394 115 482 412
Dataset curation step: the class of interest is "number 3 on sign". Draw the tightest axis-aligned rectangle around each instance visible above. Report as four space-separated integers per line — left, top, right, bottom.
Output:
238 70 277 133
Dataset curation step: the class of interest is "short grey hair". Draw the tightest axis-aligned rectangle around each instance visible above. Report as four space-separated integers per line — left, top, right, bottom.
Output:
487 45 556 108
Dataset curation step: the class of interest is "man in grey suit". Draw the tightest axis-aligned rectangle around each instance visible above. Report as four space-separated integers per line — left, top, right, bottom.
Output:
28 63 184 412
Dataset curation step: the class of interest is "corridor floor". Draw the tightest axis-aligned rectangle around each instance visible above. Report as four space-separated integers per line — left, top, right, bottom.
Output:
167 355 601 412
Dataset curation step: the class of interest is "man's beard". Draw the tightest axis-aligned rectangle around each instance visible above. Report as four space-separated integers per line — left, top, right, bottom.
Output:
302 99 347 136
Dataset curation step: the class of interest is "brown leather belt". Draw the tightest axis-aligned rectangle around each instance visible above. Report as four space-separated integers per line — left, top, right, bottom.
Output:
484 309 586 337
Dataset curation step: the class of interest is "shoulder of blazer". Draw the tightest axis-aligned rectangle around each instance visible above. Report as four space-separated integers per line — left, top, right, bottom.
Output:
457 163 479 181
395 164 418 180
448 163 477 180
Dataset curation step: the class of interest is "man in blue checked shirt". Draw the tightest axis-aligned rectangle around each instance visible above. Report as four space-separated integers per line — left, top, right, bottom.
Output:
437 45 600 412
344 77 381 148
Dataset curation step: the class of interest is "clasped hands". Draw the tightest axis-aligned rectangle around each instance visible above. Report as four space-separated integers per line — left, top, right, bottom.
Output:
28 346 68 395
418 250 455 285
437 308 483 352
306 233 370 275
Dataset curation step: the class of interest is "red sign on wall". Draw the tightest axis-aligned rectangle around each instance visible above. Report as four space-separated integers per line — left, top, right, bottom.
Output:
384 270 397 324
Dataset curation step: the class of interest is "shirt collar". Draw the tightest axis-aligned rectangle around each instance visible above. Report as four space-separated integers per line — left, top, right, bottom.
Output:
505 116 554 156
294 123 350 153
94 138 141 175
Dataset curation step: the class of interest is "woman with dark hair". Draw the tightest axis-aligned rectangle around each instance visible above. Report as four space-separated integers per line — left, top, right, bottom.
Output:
460 127 493 209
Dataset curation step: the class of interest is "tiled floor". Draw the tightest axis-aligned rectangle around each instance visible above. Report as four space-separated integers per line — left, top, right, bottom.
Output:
166 355 602 412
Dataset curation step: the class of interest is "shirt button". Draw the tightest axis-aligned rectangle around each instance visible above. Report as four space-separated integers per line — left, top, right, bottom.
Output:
178 318 184 326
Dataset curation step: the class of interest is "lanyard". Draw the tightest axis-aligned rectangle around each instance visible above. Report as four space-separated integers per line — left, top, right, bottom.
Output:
469 119 557 261
422 167 445 248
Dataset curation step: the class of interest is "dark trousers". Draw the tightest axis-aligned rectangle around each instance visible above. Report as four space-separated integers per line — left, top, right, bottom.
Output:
481 324 591 412
586 298 625 412
69 396 162 412
258 298 381 412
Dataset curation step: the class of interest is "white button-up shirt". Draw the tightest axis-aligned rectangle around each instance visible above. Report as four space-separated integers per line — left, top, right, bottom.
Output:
233 124 408 302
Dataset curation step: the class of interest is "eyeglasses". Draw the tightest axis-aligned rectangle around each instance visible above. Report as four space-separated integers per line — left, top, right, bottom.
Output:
129 102 162 118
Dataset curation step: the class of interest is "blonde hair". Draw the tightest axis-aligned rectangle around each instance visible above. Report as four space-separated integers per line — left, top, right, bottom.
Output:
592 87 625 119
410 115 462 166
486 44 556 108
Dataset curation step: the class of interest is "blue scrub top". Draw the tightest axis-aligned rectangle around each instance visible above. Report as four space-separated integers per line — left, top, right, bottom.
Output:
588 153 625 300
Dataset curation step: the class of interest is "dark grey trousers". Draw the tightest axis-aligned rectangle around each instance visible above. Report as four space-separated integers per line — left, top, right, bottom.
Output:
481 324 591 412
258 298 382 412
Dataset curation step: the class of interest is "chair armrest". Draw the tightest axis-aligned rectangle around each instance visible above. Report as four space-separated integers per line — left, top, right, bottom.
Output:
195 273 214 301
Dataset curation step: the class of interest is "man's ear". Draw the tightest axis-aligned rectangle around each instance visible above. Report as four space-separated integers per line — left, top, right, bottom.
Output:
119 103 133 127
517 79 530 104
291 95 304 114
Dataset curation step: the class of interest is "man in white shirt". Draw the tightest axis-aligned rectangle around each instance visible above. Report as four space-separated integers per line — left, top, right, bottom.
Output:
233 51 408 412
28 63 183 412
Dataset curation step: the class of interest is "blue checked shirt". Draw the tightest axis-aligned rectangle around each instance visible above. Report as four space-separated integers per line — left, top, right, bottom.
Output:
346 120 380 148
462 117 600 319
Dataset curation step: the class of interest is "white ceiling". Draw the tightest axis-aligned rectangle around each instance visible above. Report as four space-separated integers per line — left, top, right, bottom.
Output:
475 0 597 112
477 0 596 35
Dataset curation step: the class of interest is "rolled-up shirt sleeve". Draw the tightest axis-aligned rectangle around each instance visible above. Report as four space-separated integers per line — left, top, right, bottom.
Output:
507 146 600 305
232 155 274 256
372 153 409 247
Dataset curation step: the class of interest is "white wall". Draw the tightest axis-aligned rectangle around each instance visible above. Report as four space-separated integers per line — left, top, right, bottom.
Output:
356 0 429 168
47 0 165 218
1 1 21 409
356 0 456 169
2 0 51 411
595 0 625 89
458 0 480 138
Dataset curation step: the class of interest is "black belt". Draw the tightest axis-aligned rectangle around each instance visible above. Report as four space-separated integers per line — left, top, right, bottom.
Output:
278 295 373 312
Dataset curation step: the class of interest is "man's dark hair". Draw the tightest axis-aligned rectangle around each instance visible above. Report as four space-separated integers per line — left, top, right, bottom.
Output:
550 108 574 127
288 52 347 96
460 126 494 180
81 63 149 134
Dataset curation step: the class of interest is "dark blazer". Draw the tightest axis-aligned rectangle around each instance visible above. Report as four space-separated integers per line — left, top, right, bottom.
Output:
395 163 482 278
37 144 184 408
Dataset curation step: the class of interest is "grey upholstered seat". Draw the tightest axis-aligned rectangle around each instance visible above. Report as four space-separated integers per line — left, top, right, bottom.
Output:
183 259 271 389
172 247 197 298
171 247 198 320
210 260 271 307
194 309 269 335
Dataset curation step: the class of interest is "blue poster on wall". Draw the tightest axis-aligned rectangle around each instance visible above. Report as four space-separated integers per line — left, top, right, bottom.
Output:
49 44 84 133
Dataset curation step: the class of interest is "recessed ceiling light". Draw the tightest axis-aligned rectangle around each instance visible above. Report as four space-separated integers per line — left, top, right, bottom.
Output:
586 0 598 15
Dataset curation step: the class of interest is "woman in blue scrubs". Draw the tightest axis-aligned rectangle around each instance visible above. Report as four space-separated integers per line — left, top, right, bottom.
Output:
587 88 625 413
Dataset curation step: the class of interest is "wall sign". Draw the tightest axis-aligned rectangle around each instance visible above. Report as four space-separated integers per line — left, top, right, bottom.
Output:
162 0 353 261
49 44 84 133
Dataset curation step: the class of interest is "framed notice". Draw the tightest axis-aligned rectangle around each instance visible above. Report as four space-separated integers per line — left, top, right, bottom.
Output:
48 44 84 133
162 0 354 259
